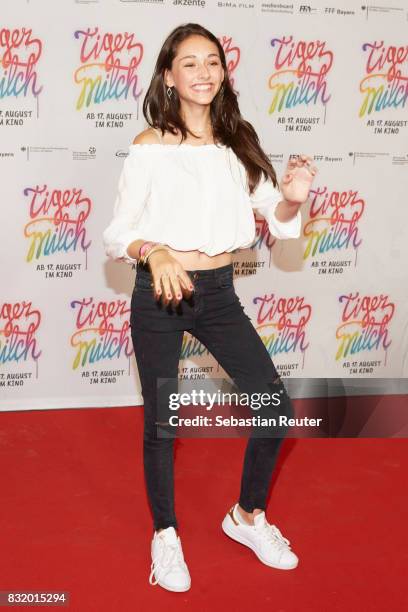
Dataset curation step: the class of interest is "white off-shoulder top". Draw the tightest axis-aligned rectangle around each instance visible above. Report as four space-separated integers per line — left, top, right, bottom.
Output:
102 142 301 265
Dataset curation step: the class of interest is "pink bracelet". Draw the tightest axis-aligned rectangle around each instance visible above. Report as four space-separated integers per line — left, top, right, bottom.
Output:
138 241 157 259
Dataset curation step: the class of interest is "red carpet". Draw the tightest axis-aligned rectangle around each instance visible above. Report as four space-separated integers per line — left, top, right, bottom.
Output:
0 403 407 611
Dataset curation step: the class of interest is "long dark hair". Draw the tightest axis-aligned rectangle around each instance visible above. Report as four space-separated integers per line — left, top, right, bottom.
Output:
142 23 279 195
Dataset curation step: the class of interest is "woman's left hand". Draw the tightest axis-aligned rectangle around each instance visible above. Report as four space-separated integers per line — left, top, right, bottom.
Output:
280 155 318 204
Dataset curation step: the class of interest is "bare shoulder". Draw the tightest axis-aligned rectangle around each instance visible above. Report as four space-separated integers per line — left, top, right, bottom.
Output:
132 128 161 145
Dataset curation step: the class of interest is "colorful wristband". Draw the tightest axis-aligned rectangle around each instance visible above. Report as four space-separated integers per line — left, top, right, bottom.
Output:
138 241 157 260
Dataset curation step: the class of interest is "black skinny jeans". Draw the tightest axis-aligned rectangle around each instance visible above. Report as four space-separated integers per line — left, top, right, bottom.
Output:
130 262 294 531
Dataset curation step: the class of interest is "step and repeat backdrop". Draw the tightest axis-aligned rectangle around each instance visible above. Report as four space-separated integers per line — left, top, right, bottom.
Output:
1 1 407 411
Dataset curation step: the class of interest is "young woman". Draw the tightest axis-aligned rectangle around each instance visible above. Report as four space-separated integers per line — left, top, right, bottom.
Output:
103 23 317 592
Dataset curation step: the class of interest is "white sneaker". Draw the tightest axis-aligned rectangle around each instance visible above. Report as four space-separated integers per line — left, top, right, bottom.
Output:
221 503 299 570
149 527 191 591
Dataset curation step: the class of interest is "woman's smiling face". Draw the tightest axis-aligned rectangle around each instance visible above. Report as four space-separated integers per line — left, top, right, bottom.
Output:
164 35 225 106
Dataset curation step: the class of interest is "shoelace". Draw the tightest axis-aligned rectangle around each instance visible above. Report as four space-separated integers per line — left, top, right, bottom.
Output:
149 539 185 586
258 522 291 550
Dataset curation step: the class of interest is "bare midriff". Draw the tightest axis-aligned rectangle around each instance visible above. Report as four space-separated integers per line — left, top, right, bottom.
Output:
163 246 232 271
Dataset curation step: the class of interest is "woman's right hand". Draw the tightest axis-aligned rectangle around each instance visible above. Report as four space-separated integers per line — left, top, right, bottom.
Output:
147 249 194 307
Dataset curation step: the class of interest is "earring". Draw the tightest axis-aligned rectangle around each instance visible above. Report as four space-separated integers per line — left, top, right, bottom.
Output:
164 86 173 111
